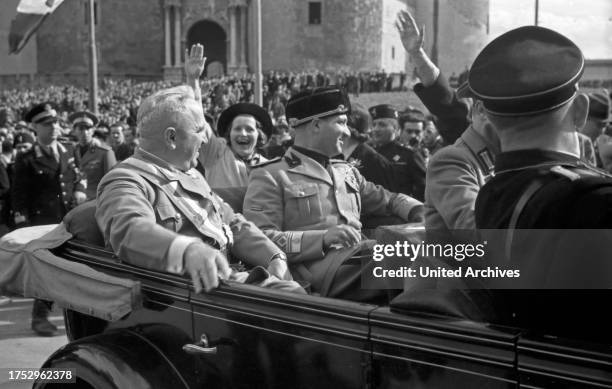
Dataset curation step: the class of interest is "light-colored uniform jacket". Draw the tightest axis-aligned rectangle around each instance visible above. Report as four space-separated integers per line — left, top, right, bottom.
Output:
424 126 497 233
96 148 282 274
243 147 422 264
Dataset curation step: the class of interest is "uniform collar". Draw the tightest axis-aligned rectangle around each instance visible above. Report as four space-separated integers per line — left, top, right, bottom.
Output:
495 149 581 173
134 147 180 173
285 147 333 185
132 147 205 196
292 145 330 168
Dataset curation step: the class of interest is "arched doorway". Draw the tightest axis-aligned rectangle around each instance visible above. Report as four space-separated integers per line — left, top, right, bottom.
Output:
187 20 226 77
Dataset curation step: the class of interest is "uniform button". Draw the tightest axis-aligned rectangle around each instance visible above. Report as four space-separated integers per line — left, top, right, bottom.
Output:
298 191 304 196
60 183 65 187
62 192 67 196
59 174 63 179
175 213 182 220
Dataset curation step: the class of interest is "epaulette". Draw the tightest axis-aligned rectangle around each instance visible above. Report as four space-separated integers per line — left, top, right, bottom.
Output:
252 156 282 169
549 165 581 181
58 137 75 145
549 164 612 181
330 158 349 164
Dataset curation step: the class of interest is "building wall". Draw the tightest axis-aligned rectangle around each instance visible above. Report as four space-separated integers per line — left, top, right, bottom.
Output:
36 0 164 77
1 0 491 84
581 59 612 91
381 0 408 73
435 0 489 77
260 0 383 72
0 0 38 76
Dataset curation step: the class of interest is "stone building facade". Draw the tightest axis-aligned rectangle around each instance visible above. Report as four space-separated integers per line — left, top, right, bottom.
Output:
0 0 490 85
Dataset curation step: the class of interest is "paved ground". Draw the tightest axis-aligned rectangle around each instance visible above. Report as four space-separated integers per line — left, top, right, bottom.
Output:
0 297 68 389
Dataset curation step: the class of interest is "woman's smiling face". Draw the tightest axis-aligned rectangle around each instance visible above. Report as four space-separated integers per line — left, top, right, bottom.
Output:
229 115 259 159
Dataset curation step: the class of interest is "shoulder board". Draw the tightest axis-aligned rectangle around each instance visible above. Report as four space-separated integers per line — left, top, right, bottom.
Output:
252 156 282 169
550 164 612 181
96 143 112 151
549 165 581 181
330 158 349 164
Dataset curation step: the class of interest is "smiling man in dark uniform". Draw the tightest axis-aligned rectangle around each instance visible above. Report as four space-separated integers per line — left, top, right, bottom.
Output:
13 103 87 336
70 111 117 200
467 26 612 338
369 104 426 200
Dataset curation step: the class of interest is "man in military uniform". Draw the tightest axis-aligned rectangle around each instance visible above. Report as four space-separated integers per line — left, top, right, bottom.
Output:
394 11 500 234
339 103 398 193
466 26 612 336
12 103 87 336
369 104 426 201
96 85 290 293
70 111 117 200
243 87 423 301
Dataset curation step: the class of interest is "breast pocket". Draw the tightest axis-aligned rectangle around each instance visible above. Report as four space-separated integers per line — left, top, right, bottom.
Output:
284 184 322 222
155 204 183 232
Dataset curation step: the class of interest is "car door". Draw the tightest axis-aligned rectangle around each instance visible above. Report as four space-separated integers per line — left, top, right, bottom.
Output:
517 334 612 388
190 282 375 389
369 307 520 388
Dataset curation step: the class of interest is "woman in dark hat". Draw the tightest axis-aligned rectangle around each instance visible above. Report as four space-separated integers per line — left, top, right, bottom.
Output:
198 102 273 189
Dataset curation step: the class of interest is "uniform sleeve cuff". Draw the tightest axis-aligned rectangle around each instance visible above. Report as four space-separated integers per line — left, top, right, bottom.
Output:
167 236 201 274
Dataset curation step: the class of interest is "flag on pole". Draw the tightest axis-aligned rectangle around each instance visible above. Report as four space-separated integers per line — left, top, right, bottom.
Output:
8 0 65 55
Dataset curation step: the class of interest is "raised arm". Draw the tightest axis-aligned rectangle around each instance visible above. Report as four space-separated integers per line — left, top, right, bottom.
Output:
396 10 469 143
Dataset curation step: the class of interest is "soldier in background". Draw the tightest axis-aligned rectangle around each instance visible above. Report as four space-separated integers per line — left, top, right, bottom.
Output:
339 103 398 192
13 103 87 336
369 104 426 200
70 111 117 200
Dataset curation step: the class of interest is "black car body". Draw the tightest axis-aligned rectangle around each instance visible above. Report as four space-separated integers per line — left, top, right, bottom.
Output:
28 239 612 389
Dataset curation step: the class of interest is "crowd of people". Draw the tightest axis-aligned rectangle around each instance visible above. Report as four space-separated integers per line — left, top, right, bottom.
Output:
0 69 408 133
1 9 612 342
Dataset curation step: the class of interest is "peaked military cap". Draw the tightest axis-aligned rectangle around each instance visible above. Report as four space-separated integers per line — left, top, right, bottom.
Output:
286 86 351 127
69 111 99 128
15 120 30 130
369 104 399 120
217 102 274 138
587 90 610 122
399 108 425 124
13 131 35 147
458 26 584 116
25 103 59 124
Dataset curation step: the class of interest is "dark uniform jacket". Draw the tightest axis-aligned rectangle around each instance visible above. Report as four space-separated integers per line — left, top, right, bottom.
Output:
12 142 85 225
77 140 116 200
345 142 399 193
475 149 612 340
374 141 426 201
413 74 470 145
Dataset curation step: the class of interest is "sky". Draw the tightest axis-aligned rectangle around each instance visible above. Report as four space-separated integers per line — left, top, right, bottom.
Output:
490 0 612 59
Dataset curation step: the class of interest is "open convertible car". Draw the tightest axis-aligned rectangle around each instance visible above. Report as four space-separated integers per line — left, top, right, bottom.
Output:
0 205 611 389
